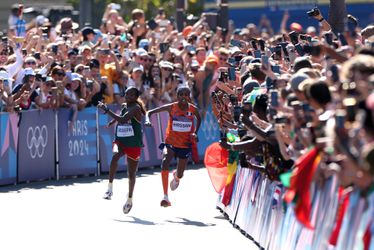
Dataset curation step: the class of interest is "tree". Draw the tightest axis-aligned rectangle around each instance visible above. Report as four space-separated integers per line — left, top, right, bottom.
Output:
328 0 347 34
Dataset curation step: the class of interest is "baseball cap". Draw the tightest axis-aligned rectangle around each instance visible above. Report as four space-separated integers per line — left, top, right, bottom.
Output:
290 73 309 91
24 68 36 76
230 46 242 55
71 73 82 82
81 26 96 37
132 65 144 73
160 60 174 70
135 48 148 57
138 39 150 50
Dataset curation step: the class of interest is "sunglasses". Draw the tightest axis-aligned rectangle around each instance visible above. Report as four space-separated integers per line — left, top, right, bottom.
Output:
163 68 173 72
26 61 36 65
56 71 65 76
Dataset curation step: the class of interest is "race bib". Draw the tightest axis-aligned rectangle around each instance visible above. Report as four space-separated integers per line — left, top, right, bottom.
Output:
117 124 134 137
172 120 192 132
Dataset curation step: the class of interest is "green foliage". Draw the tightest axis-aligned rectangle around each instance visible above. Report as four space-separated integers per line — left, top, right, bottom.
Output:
67 0 204 27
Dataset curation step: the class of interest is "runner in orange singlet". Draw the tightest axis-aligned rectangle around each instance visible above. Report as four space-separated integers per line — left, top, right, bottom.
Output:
145 86 201 207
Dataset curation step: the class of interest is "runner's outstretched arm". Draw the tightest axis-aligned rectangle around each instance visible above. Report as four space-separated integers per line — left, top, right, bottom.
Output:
145 103 173 125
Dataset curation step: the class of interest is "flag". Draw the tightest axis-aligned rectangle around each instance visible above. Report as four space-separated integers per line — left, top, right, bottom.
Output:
204 142 229 193
284 147 321 229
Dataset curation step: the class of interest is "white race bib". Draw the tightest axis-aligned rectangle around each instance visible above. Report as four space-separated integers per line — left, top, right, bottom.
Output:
172 120 192 132
117 124 134 137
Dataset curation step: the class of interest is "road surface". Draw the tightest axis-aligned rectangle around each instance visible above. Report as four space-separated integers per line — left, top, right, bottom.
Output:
0 165 259 250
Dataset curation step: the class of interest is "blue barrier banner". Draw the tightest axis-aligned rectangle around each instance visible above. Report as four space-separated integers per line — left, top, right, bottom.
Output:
98 105 126 173
18 110 55 182
58 108 97 176
197 109 220 157
0 113 18 185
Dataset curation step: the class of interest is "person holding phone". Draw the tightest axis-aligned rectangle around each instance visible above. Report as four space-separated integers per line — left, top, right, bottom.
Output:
98 87 146 214
145 86 201 207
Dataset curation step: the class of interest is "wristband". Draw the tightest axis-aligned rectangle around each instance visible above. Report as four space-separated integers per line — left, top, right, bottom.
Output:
318 18 324 22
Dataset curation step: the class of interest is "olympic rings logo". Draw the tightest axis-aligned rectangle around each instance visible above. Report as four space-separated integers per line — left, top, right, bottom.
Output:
26 125 48 159
201 111 219 141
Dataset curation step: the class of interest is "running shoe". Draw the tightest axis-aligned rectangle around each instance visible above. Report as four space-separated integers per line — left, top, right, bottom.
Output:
170 171 180 191
123 200 133 214
160 196 171 207
103 190 113 200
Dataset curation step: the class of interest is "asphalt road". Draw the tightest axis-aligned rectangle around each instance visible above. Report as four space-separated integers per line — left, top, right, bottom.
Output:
0 165 259 250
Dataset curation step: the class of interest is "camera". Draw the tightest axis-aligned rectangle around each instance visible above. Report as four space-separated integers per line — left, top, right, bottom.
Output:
218 71 228 82
307 7 320 17
86 80 93 90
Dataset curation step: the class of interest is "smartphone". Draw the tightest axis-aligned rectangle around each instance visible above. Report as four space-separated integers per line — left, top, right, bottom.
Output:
159 42 169 53
302 103 311 113
35 73 42 81
234 55 243 62
218 71 228 82
258 39 265 51
299 34 308 41
347 21 357 38
274 45 282 60
330 64 339 83
295 43 305 56
275 117 289 124
86 80 93 90
22 48 27 56
271 65 281 74
324 32 334 46
270 90 279 107
338 33 348 46
242 102 252 114
289 31 299 45
230 39 242 48
251 40 258 50
228 57 236 67
261 55 269 69
52 45 58 55
102 48 110 55
147 19 158 30
228 67 236 81
254 50 261 58
335 110 346 129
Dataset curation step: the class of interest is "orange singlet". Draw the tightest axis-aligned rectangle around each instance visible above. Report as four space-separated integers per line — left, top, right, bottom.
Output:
165 103 197 148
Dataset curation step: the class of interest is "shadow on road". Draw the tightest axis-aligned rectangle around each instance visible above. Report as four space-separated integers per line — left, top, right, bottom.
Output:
165 217 216 227
114 216 159 226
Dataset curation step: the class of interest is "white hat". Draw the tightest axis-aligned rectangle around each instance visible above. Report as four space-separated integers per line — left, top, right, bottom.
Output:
36 15 47 26
71 73 82 82
306 26 317 34
132 65 144 73
159 60 174 70
190 59 199 68
230 46 242 55
135 48 148 57
24 68 36 76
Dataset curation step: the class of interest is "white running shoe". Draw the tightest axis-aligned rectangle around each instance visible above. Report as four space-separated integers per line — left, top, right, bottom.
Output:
170 171 180 191
103 190 113 200
123 200 133 214
160 195 171 207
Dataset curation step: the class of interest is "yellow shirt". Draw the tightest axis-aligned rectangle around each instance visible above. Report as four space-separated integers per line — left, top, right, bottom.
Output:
100 63 120 104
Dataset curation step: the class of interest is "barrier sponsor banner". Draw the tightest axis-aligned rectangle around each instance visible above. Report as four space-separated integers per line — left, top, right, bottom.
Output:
58 108 97 176
98 105 126 172
0 113 18 185
18 110 55 182
197 108 220 158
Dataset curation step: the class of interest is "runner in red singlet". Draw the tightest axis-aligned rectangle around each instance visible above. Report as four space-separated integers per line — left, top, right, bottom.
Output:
145 86 201 207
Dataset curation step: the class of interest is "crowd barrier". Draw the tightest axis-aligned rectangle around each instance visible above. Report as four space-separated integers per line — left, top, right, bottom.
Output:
0 105 220 186
216 164 373 250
